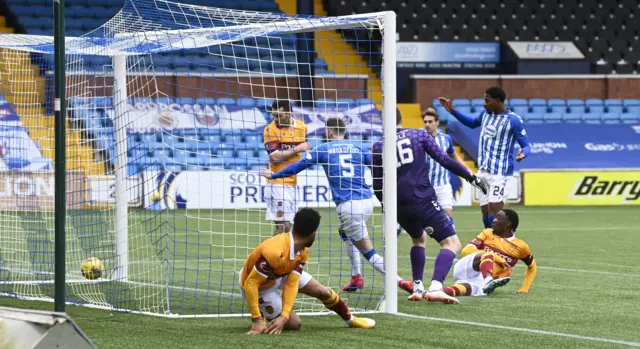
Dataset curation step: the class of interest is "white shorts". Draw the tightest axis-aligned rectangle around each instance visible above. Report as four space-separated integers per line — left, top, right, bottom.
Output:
337 198 374 241
264 184 298 222
434 184 454 209
453 252 486 297
239 268 313 320
476 170 508 206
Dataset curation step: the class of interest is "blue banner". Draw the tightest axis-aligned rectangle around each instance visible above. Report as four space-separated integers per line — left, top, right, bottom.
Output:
0 100 53 171
447 123 640 170
396 42 500 63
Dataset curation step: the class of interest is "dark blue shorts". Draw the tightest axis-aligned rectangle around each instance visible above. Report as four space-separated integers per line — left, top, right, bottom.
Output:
397 200 456 243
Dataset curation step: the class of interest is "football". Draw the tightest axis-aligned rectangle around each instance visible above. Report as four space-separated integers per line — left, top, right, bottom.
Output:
81 257 105 280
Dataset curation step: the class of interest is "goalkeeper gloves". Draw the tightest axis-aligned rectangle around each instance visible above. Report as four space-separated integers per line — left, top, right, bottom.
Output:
468 175 488 195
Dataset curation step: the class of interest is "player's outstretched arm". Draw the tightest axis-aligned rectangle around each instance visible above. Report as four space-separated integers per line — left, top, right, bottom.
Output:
266 156 315 179
421 132 474 181
511 115 531 162
438 97 483 129
517 258 537 294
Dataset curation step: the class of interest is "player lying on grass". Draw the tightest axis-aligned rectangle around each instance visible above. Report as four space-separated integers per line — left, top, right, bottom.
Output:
437 209 537 301
240 208 375 335
262 117 408 293
372 109 488 304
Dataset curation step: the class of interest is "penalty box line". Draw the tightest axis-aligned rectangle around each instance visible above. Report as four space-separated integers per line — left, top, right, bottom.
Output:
396 312 640 348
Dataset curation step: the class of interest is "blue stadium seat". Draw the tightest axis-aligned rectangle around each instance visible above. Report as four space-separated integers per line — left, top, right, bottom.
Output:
186 165 202 171
621 114 640 124
525 113 544 124
582 114 601 124
562 113 582 124
530 105 548 113
623 99 640 106
601 113 621 124
567 99 585 106
127 165 139 176
471 98 485 107
356 98 374 106
316 98 337 109
607 105 624 113
195 97 216 106
244 135 262 147
216 97 236 106
236 97 256 108
237 149 257 159
216 149 235 158
547 98 566 106
452 99 470 107
175 97 195 105
550 105 567 113
227 135 245 145
509 98 528 106
588 105 605 114
604 99 622 106
337 98 355 109
141 134 158 144
456 106 472 115
256 98 275 110
528 98 546 106
568 105 586 114
585 98 603 106
202 134 222 144
154 148 173 159
543 113 563 123
512 105 528 116
627 106 640 114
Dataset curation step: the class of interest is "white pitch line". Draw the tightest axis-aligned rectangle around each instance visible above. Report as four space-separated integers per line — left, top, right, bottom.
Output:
396 312 640 348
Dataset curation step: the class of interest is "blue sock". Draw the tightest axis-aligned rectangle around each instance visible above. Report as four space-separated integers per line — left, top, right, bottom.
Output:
449 217 454 225
362 249 376 260
486 215 496 228
482 216 489 228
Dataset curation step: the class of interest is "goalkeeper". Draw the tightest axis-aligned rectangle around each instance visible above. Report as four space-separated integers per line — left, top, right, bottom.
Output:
240 208 375 335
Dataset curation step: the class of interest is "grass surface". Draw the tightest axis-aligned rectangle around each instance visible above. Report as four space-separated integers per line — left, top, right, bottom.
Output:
1 206 639 348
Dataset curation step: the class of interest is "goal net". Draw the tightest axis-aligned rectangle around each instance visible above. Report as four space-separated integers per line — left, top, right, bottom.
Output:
0 0 397 317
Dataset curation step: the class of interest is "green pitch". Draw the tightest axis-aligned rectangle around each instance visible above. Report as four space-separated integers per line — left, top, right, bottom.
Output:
1 206 639 348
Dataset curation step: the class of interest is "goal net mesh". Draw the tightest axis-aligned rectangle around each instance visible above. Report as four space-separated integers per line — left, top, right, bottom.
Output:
0 0 391 317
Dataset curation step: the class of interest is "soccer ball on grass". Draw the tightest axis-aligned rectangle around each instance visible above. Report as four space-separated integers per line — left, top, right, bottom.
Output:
81 257 105 280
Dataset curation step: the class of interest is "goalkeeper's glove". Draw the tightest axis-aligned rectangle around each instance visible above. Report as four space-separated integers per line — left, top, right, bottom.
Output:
468 175 488 195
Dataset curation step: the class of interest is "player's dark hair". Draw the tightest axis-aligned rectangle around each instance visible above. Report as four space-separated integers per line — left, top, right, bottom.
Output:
422 108 439 122
272 99 292 112
502 209 519 232
485 86 506 102
325 117 346 136
396 108 402 125
292 208 321 237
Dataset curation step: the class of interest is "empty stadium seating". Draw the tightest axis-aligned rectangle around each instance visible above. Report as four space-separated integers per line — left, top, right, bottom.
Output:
325 0 640 74
4 0 337 75
431 98 640 125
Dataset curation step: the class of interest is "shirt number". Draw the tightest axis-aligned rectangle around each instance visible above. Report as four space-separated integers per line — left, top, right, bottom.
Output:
339 154 354 177
396 138 414 167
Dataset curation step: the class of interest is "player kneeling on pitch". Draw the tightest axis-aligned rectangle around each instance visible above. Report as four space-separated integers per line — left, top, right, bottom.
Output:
240 208 375 334
441 209 537 300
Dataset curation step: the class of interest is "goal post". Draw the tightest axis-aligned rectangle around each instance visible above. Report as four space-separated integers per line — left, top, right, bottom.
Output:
0 0 397 318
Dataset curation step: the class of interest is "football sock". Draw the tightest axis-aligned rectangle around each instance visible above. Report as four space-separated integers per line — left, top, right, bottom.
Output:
410 246 426 281
486 215 496 228
343 239 361 276
362 249 385 274
432 249 456 283
443 284 468 297
480 253 495 279
482 216 490 228
322 289 352 322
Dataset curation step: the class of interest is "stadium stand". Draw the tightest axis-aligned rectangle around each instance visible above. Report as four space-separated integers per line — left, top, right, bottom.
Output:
3 0 335 74
324 0 640 74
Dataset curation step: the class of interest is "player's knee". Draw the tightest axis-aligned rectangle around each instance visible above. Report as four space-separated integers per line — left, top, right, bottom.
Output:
287 316 302 331
441 235 461 253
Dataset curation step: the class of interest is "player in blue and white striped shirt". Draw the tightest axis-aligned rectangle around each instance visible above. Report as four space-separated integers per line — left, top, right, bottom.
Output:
422 108 470 227
439 87 531 229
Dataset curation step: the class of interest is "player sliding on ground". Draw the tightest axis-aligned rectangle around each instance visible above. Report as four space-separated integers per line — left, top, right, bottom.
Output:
240 208 375 335
372 109 488 304
439 87 531 230
441 209 537 300
262 117 408 292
